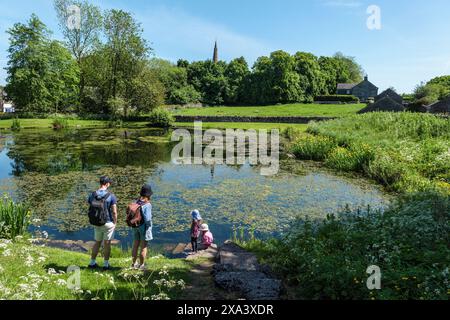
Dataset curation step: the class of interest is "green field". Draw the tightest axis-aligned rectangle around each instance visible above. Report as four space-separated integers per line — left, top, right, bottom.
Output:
172 103 365 117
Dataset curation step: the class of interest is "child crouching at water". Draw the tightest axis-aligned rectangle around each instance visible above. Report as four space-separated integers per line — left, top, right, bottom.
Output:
199 223 214 250
190 210 202 253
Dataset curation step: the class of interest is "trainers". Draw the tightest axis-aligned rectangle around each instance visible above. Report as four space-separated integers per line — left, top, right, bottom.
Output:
103 265 111 271
139 264 147 271
88 263 98 269
131 263 140 270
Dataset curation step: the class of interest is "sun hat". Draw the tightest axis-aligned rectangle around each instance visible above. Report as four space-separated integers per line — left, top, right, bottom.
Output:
191 210 202 221
199 223 209 232
140 184 153 198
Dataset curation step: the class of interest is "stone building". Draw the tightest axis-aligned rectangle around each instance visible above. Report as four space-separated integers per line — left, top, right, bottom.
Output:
375 88 403 104
337 76 379 102
427 96 450 114
358 96 405 114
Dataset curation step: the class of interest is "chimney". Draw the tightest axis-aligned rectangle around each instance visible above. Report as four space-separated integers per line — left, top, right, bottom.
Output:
364 75 368 81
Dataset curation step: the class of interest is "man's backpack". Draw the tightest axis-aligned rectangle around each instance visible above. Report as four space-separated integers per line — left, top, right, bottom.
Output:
88 192 111 226
126 202 145 228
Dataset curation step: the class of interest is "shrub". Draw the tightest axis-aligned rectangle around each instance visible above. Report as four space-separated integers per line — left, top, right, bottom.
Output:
290 134 337 161
147 108 175 128
11 118 21 131
324 144 375 172
0 196 31 239
169 85 202 105
314 95 360 104
52 117 69 130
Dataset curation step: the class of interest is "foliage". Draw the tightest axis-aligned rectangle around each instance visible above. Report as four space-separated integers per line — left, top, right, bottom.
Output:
52 117 69 130
5 15 80 114
0 239 190 300
299 112 450 192
413 76 450 105
315 95 359 103
240 192 450 300
0 196 31 239
291 134 337 161
147 108 175 128
11 118 21 131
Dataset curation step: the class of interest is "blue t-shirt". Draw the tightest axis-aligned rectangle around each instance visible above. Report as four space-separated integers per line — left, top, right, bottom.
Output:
88 189 118 223
137 200 152 224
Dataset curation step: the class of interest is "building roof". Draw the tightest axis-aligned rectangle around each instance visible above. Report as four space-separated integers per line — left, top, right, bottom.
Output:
375 88 403 103
337 83 357 90
428 96 450 114
358 97 405 114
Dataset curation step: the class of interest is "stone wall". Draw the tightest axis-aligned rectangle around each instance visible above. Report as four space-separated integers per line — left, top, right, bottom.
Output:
174 115 335 124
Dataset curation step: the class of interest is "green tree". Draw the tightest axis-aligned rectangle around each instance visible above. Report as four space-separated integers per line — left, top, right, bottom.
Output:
54 0 102 109
333 52 364 83
294 52 326 102
5 14 79 113
103 9 151 116
224 57 250 105
187 60 228 105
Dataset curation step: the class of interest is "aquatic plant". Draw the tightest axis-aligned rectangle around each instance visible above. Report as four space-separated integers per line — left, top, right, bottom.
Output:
0 195 31 239
52 117 69 130
11 118 21 131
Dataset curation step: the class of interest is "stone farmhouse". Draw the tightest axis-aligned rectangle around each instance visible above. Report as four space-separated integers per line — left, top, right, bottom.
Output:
337 76 379 102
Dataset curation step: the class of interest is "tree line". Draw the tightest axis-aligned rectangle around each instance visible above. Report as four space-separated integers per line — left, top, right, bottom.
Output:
4 0 365 117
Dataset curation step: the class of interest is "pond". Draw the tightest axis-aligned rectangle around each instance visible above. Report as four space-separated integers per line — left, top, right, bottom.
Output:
0 127 391 251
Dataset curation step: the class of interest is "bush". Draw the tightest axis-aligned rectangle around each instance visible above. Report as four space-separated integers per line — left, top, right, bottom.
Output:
0 196 31 239
291 134 337 161
314 95 360 104
11 118 21 131
52 117 69 130
169 85 202 105
325 144 375 172
241 192 450 300
147 108 175 128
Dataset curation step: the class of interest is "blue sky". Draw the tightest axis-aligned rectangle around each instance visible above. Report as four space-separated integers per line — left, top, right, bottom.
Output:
1 0 450 93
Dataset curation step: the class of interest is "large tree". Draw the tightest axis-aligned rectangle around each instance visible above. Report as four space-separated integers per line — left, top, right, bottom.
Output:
224 57 250 105
5 14 79 113
103 9 151 115
294 52 326 102
54 0 102 108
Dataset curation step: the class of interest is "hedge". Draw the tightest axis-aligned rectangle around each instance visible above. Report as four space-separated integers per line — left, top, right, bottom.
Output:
314 95 360 103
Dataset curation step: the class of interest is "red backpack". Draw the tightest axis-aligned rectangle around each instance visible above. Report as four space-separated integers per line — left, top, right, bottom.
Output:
126 201 145 228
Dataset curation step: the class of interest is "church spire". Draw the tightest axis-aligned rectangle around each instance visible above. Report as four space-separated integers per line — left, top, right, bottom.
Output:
213 41 218 63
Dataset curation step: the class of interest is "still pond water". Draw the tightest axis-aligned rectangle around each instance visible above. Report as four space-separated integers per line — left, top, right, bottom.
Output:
0 127 390 251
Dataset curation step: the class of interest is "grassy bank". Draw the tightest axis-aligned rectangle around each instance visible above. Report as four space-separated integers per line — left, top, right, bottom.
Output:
240 112 450 300
172 103 365 118
0 119 117 129
175 122 308 131
290 112 450 193
0 238 194 300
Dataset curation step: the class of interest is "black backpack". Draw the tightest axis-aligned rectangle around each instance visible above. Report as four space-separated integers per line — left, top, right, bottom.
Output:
88 192 111 226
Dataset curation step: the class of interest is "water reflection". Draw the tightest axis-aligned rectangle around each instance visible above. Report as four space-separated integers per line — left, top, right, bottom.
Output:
0 128 391 247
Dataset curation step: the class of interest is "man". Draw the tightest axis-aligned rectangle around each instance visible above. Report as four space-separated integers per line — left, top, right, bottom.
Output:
87 176 118 271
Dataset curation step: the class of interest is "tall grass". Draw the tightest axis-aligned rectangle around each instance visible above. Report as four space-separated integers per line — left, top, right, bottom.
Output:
52 117 69 130
11 118 21 131
291 113 450 193
0 196 31 239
